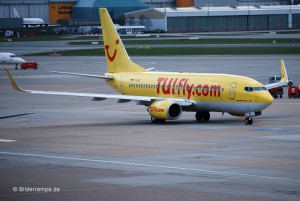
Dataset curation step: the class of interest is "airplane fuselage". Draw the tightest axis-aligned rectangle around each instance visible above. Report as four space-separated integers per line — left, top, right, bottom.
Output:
0 53 25 65
106 72 273 114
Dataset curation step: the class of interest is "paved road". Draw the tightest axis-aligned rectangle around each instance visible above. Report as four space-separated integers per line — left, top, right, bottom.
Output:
0 56 300 201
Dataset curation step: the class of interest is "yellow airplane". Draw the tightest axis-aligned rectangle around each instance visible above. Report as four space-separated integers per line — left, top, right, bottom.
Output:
5 8 292 125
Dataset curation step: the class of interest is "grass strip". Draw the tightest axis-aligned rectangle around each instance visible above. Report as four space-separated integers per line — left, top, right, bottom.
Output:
26 47 300 56
69 38 300 46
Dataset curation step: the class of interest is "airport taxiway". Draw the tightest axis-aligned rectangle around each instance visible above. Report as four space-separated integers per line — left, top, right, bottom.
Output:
1 32 300 55
0 56 300 201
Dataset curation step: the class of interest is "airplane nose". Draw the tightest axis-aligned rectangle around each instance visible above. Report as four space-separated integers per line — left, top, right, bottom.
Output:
263 92 273 104
18 58 26 63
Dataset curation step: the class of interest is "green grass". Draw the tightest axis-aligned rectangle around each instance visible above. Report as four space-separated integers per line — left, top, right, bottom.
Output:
68 38 300 46
26 47 300 56
0 34 181 42
0 35 102 42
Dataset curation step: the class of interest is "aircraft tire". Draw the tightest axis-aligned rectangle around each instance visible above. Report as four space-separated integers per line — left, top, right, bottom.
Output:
203 112 210 121
151 117 165 124
244 117 253 125
158 119 166 124
195 112 203 121
151 117 158 124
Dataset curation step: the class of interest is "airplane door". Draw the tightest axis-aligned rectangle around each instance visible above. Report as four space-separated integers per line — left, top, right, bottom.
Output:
229 82 237 100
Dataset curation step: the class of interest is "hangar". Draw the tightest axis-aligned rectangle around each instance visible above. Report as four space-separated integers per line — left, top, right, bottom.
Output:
125 5 300 32
0 0 150 26
72 0 149 24
0 0 77 24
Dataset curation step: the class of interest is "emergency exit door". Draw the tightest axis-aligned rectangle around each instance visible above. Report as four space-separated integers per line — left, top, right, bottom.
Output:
229 82 237 100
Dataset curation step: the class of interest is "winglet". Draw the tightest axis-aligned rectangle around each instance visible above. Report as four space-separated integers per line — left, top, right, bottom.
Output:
280 59 288 83
4 68 25 92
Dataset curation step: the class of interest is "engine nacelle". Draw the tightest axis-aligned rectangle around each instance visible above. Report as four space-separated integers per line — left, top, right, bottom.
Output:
148 100 182 120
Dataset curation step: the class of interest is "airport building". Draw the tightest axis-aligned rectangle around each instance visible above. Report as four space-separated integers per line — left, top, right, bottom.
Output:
140 0 176 8
0 0 149 25
125 5 300 32
72 0 149 25
0 0 77 24
0 0 300 32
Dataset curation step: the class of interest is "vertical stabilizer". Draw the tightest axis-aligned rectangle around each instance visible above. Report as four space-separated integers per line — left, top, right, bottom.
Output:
99 8 147 73
280 59 288 83
13 8 20 18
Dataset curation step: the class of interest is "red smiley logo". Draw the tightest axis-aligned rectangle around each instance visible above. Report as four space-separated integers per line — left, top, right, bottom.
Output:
105 39 119 62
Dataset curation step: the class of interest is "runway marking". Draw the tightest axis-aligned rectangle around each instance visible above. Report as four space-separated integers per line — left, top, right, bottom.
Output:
0 151 299 182
0 139 16 142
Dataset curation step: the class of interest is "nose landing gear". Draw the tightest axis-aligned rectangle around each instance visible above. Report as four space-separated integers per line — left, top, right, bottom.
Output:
244 117 253 125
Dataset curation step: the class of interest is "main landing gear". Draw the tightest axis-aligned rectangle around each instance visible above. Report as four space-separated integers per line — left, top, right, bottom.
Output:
151 117 165 124
196 111 210 122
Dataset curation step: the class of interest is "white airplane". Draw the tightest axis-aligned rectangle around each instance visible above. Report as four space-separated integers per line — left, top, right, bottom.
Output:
13 8 47 27
0 53 26 68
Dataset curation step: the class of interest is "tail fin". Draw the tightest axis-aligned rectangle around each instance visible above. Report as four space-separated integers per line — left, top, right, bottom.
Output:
280 59 288 83
99 8 147 73
13 8 20 18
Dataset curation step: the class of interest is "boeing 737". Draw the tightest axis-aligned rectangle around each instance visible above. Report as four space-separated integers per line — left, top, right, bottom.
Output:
5 8 292 125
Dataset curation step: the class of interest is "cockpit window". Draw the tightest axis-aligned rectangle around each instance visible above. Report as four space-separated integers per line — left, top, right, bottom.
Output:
244 87 252 92
10 55 16 58
244 86 267 92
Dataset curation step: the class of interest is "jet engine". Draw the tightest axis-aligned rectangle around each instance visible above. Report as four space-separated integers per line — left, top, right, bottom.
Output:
148 100 182 121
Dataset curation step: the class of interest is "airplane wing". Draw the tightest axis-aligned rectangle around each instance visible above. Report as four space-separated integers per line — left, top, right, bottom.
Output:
0 112 34 119
5 68 192 107
46 70 113 80
264 59 292 90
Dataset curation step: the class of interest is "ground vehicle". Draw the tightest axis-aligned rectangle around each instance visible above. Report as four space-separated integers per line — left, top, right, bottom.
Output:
5 30 13 37
268 86 283 98
288 85 300 98
20 62 38 70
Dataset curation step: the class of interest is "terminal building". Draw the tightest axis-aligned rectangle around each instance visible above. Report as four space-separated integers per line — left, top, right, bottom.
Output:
0 0 300 33
125 5 300 32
